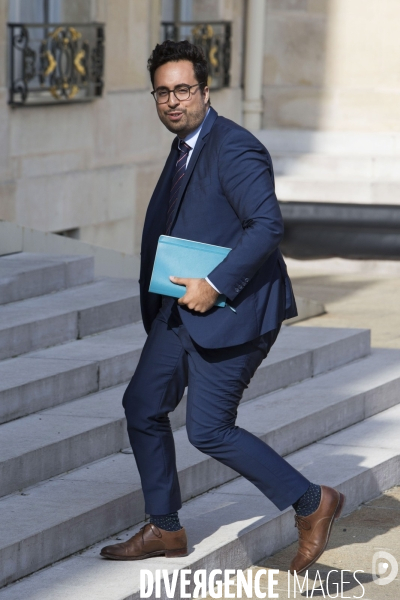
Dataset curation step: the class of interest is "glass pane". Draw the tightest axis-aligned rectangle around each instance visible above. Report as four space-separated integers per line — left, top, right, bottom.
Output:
161 0 175 21
8 0 44 23
48 0 62 21
179 0 193 21
58 0 92 22
192 0 221 20
8 0 92 23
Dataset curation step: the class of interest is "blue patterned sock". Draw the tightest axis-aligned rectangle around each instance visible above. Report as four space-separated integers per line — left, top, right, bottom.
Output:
292 483 322 516
150 512 182 532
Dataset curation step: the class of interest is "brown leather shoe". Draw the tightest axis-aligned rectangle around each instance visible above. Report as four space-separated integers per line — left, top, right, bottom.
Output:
100 523 188 560
290 485 345 575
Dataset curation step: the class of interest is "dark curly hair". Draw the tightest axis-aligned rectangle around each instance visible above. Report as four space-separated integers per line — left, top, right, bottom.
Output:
147 40 209 92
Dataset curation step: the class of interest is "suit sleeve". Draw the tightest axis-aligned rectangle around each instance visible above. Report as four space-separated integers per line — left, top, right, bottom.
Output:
206 128 284 301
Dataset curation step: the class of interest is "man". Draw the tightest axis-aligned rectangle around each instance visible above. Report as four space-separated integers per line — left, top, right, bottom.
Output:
101 40 345 574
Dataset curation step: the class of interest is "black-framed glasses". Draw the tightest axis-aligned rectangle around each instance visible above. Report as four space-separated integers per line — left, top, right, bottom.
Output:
151 83 205 104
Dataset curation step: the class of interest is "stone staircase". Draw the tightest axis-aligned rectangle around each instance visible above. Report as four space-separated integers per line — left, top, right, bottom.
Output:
1 252 400 599
256 130 400 205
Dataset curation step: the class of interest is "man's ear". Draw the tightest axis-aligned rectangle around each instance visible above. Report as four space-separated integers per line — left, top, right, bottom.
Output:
203 86 210 105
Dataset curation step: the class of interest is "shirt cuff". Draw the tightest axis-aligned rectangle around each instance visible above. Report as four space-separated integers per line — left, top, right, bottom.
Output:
205 276 221 294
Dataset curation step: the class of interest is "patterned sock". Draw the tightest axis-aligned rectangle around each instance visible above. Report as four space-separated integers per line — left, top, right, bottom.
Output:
149 512 182 532
292 483 322 516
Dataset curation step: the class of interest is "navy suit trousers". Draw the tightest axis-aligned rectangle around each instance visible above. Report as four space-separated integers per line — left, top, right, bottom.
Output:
123 299 309 515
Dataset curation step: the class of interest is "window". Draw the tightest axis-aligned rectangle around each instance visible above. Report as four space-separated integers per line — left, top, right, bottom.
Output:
161 0 231 90
8 0 104 106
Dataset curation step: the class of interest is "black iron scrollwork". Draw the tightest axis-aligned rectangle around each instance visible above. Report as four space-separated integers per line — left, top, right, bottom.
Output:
91 26 105 96
12 26 36 84
12 25 29 50
8 22 105 106
162 21 231 90
12 79 29 103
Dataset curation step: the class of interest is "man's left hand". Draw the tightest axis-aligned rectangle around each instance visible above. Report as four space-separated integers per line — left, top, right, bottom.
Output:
170 276 219 313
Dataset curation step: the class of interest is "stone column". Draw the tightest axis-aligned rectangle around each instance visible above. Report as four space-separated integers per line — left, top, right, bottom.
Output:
243 0 266 130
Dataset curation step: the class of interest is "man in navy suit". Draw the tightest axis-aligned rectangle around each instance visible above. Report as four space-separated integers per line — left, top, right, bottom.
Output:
101 41 345 573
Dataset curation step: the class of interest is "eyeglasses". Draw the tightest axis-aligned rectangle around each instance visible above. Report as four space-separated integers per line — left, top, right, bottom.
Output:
151 83 205 104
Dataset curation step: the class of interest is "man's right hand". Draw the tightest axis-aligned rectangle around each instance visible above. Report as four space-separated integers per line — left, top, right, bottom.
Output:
170 276 220 313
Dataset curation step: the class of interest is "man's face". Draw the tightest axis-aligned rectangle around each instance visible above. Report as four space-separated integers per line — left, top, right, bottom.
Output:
153 60 209 138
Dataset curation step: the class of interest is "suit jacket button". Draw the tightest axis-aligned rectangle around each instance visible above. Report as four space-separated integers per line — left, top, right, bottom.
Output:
244 278 249 282
235 288 239 293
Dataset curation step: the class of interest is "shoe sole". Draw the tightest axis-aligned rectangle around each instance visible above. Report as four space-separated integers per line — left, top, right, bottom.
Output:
100 547 188 561
291 492 346 575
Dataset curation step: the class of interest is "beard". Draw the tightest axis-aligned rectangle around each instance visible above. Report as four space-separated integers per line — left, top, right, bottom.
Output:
158 105 207 136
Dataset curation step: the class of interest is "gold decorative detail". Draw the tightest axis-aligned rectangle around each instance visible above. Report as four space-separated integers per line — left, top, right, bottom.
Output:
10 21 105 105
43 50 57 76
50 26 63 39
191 24 214 40
50 84 79 100
69 27 82 42
209 46 218 67
50 85 60 99
74 50 86 76
67 85 79 99
49 26 81 43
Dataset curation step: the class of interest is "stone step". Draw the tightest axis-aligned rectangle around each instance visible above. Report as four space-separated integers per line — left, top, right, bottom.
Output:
275 176 400 205
0 323 369 426
0 326 373 497
0 253 94 305
272 153 400 181
0 346 398 588
0 322 147 425
0 321 368 426
256 129 400 156
0 277 140 360
1 394 400 597
0 330 379 497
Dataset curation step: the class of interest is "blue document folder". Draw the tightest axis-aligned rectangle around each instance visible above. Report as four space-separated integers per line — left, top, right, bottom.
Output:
149 235 231 308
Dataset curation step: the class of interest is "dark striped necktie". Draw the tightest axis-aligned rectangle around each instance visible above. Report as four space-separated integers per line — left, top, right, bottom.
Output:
166 140 191 235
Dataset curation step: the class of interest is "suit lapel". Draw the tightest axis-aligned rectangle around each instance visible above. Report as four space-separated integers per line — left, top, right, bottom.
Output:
167 107 218 232
142 137 179 242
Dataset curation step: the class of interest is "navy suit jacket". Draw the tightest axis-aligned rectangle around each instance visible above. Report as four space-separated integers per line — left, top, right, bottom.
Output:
139 107 297 348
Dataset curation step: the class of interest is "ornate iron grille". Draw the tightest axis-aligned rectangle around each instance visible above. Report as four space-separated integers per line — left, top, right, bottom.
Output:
162 21 231 90
8 22 105 106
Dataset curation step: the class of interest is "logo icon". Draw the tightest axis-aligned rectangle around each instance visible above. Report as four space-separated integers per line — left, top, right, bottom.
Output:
372 551 398 586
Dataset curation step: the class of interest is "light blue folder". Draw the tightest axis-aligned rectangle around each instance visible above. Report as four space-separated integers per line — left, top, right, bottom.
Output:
149 235 231 308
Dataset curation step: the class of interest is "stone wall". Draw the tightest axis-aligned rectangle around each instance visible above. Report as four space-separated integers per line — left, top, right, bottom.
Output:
262 0 400 131
0 0 244 255
1 0 399 255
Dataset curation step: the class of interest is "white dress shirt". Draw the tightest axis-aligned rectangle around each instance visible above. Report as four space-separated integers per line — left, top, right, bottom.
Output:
178 108 221 295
